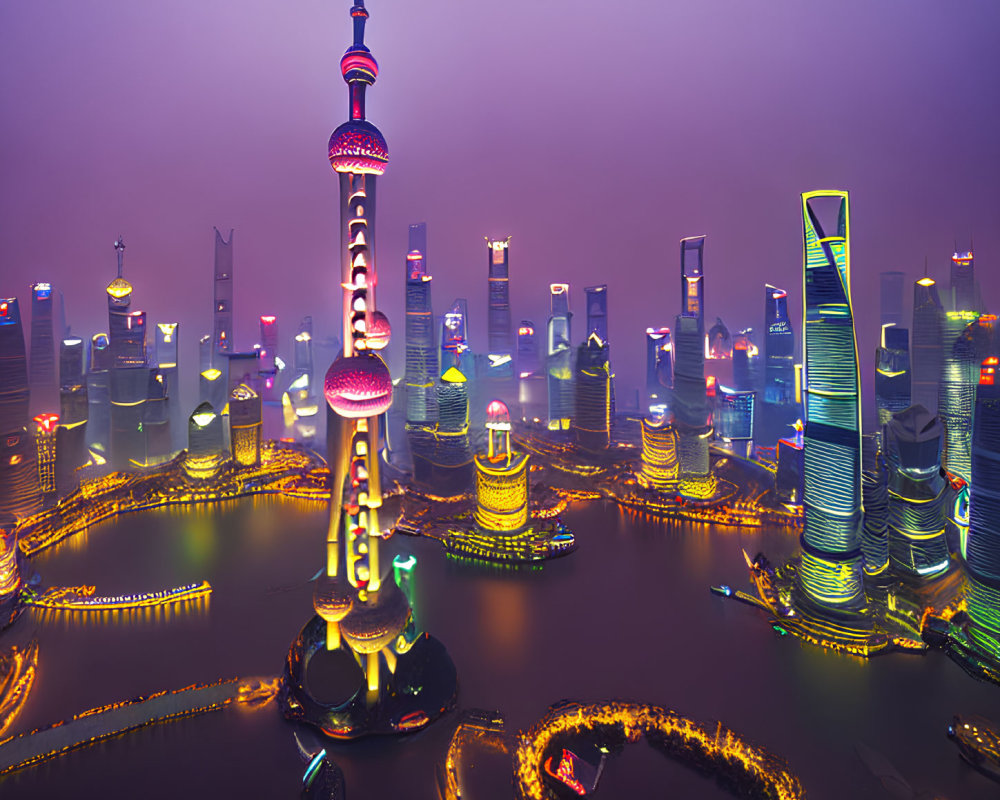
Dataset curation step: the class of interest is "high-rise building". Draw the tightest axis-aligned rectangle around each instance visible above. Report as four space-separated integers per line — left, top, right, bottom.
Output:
938 312 985 483
109 367 149 470
707 317 732 360
715 385 754 458
775 428 804 505
29 282 57 413
964 356 1000 661
572 333 611 453
183 402 226 480
106 238 146 369
764 285 795 405
860 437 889 578
440 298 472 378
950 248 976 313
584 285 608 342
879 271 906 328
875 324 911 426
911 276 943 413
85 333 111 458
474 400 529 533
229 384 262 467
672 314 712 497
680 235 706 333
0 298 41 518
213 227 234 359
59 337 85 389
546 283 573 430
486 237 513 366
883 404 948 578
33 412 59 500
799 190 864 611
645 327 672 414
516 321 545 422
731 329 759 393
404 225 437 424
258 315 281 401
639 415 678 491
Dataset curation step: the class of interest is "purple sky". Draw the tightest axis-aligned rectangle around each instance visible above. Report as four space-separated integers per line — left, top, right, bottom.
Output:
2 0 999 402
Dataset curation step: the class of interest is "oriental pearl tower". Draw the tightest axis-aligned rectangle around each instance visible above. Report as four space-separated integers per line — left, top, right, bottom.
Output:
279 1 456 740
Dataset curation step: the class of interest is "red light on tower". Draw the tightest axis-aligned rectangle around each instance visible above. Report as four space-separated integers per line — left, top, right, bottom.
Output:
33 413 59 433
705 375 717 398
261 315 277 325
982 356 999 386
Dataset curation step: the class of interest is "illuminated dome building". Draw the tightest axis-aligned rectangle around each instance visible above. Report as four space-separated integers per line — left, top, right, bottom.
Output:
639 414 679 491
0 298 41 518
546 284 573 431
229 384 262 467
572 333 611 454
884 405 948 579
966 356 1000 661
875 324 911 426
474 400 530 533
183 402 226 480
282 1 455 739
798 191 864 612
911 276 943 413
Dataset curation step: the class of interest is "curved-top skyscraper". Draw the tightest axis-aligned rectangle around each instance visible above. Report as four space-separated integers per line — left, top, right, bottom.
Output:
799 191 864 611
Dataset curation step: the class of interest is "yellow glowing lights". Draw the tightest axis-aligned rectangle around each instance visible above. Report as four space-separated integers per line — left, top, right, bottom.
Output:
917 277 936 287
201 368 222 381
105 277 132 298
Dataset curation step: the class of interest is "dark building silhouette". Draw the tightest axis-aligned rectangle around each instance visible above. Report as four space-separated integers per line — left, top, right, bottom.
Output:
875 324 911 426
573 333 611 453
911 276 943 413
213 227 234 359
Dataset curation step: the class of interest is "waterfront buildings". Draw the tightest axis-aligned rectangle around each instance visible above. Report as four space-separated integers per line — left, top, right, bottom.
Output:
714 385 755 458
0 513 19 606
183 402 226 480
229 384 262 467
32 412 59 501
966 356 1000 661
798 190 864 611
639 414 679 490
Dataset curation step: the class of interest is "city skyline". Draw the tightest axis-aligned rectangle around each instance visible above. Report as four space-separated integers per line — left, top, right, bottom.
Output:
2 0 998 398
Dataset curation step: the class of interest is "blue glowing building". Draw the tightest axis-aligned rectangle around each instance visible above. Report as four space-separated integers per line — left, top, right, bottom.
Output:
875 324 911 426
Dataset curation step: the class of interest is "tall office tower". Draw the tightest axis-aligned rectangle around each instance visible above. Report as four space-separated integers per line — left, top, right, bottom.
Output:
879 271 906 328
154 323 181 449
486 237 514 365
731 330 759 393
516 321 545 421
798 191 864 611
404 226 437 423
860 438 889 577
517 321 540 376
474 400 529 533
199 365 227 412
59 338 85 388
154 323 178 370
572 333 611 453
183 402 226 480
0 298 41 517
775 429 804 505
199 334 214 372
85 333 111 457
672 313 712 497
0 513 20 608
440 298 472 376
546 283 573 430
28 282 57 413
32 412 59 501
57 383 88 494
764 285 795 404
229 384 262 467
911 276 943 413
110 367 149 470
680 235 706 333
142 368 173 465
105 238 144 368
226 351 260 397
883 405 948 578
213 227 234 359
707 318 732 360
950 248 976 313
715 385 755 458
644 327 672 415
584 285 609 341
939 313 985 483
966 356 1000 661
258 315 281 401
875 324 911 425
638 415 678 490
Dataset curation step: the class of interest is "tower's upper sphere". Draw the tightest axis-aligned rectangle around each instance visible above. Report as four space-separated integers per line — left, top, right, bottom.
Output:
324 352 393 418
341 46 378 85
364 310 391 350
328 120 388 175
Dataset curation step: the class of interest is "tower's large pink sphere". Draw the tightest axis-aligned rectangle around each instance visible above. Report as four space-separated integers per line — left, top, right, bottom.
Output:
324 353 392 418
364 311 391 350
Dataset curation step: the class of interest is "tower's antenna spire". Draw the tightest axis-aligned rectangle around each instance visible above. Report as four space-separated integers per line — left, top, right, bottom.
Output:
351 1 369 47
114 235 125 278
924 255 928 277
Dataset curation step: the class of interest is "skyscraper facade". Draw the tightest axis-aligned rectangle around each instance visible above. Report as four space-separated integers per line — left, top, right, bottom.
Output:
639 415 679 491
213 227 234 359
950 248 976 313
584 285 608 342
799 190 864 611
486 237 513 365
875 324 911 426
29 282 57 412
546 283 573 430
879 270 906 328
0 298 41 518
680 235 706 332
404 224 437 424
911 277 943 413
645 327 672 413
572 333 611 453
763 285 795 405
938 312 985 483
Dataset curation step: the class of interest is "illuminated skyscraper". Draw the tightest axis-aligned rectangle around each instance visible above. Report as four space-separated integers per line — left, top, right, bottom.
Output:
404 224 437 423
183 402 226 480
440 298 472 378
860 437 889 578
474 400 529 533
911 276 943 413
29 282 57 412
939 313 986 483
229 384 262 467
0 298 41 517
106 238 146 369
763 285 795 405
258 315 281 401
639 415 678 490
213 227 234 359
964 356 1000 661
109 367 149 470
584 285 608 342
879 270 906 328
517 321 540 376
293 316 315 383
875 324 911 426
714 385 754 458
707 317 732 360
645 327 671 413
950 248 976 313
59 337 84 389
516 321 545 422
572 333 611 453
883 404 948 578
33 412 59 501
0 513 20 609
85 333 111 458
486 237 514 368
799 190 864 611
546 283 573 430
58 338 89 492
680 235 706 333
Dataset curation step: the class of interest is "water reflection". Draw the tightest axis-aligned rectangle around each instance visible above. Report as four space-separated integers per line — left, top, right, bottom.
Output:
478 579 530 671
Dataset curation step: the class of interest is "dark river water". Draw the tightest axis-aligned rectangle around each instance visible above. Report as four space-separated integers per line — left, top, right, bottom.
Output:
2 497 998 799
